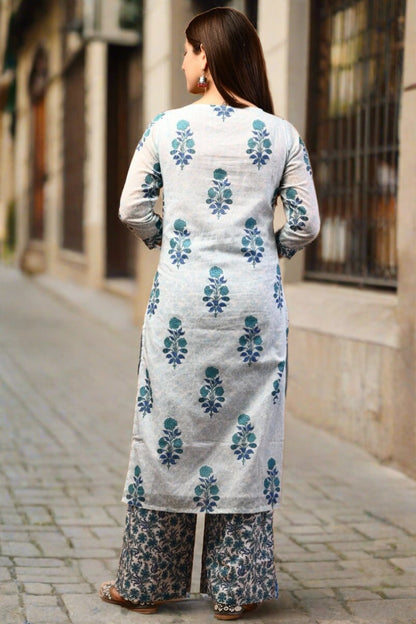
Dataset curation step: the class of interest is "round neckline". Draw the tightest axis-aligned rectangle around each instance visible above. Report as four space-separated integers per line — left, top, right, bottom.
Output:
186 102 261 111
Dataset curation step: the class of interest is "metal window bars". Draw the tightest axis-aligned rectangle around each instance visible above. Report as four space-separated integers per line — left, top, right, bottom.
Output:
305 0 406 288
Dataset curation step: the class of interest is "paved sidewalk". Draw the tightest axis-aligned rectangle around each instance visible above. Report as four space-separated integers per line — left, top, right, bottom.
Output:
1 264 415 624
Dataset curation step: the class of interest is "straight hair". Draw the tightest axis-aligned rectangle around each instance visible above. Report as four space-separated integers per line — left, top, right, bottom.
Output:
185 7 274 114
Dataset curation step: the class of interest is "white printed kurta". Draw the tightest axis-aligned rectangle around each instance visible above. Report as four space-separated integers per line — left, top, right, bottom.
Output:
119 103 319 514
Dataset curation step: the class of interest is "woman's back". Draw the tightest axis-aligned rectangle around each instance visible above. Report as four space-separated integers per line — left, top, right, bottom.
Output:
117 103 319 513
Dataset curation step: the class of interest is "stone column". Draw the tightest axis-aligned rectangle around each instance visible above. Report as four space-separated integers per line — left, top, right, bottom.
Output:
395 1 416 475
84 40 107 288
258 0 311 284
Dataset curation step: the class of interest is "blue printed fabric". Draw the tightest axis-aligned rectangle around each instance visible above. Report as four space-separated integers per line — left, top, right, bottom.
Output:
119 104 319 513
115 506 278 606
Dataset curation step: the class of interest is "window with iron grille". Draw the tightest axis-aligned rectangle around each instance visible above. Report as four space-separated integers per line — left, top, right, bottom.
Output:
306 0 406 288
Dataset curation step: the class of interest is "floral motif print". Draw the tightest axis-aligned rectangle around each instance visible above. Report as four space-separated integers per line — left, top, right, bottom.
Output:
168 219 192 268
282 187 309 231
203 266 230 316
136 113 165 152
147 271 160 317
263 458 280 508
299 136 312 175
143 218 162 250
116 507 196 603
201 512 278 606
126 465 145 506
194 465 220 512
170 119 195 169
241 218 264 267
271 361 286 404
212 104 234 121
137 369 153 416
206 169 233 218
163 317 187 369
230 414 257 465
157 418 183 469
237 316 263 366
199 366 225 417
140 162 163 198
273 264 284 309
275 231 297 259
246 119 272 169
116 508 277 606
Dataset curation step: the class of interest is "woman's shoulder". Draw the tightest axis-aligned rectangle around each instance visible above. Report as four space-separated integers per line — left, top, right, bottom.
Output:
145 105 299 139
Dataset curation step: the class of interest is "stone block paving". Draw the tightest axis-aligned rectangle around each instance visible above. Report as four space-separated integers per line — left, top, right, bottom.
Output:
0 265 415 624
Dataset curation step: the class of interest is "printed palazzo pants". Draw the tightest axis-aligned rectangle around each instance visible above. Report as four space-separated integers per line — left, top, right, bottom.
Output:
115 506 278 606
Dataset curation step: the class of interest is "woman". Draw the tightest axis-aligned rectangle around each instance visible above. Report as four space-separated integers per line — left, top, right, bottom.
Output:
100 7 319 621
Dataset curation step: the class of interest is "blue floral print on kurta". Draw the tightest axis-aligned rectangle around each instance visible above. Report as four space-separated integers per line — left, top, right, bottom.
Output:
143 218 162 249
147 271 160 317
282 187 309 231
237 316 263 366
271 361 286 404
199 366 225 417
169 219 191 268
137 113 165 152
212 104 234 121
163 317 187 369
299 136 312 175
273 264 284 309
206 169 233 218
137 369 153 416
263 458 280 508
170 120 195 169
126 465 145 506
157 417 183 469
241 218 264 267
246 119 272 169
141 163 162 198
203 266 230 316
231 414 257 465
275 232 297 259
193 466 220 512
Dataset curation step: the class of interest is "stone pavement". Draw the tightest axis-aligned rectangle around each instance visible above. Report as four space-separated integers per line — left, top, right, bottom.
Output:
1 264 415 624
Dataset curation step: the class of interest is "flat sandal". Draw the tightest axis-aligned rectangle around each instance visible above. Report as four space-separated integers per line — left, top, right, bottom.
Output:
99 581 158 614
214 602 258 620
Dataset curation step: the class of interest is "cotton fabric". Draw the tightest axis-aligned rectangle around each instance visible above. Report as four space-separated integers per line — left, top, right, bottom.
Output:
115 506 278 606
119 104 319 514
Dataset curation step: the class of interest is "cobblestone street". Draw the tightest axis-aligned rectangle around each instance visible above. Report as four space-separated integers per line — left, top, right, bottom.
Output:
1 264 415 624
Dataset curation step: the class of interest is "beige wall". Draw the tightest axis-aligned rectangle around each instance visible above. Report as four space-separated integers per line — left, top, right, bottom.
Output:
395 0 416 474
285 283 398 464
84 41 107 288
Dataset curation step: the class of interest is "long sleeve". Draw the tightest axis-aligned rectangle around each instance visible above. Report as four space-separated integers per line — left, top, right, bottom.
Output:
275 121 320 259
119 115 164 249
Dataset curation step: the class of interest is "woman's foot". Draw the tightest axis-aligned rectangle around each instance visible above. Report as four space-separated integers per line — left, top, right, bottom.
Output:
99 581 158 613
213 602 258 620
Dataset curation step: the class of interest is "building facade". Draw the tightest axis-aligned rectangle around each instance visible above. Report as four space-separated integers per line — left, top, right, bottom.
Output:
0 0 415 476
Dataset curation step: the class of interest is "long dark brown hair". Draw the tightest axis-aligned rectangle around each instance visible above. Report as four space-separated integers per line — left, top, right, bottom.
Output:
185 7 274 114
